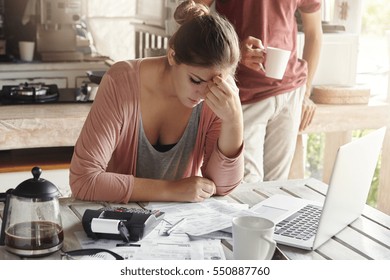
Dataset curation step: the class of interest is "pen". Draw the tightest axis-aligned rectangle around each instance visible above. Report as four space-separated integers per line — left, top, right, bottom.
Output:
116 243 141 247
166 218 186 235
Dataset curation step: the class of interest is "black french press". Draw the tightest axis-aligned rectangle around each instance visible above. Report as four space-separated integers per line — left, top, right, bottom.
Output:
0 167 63 257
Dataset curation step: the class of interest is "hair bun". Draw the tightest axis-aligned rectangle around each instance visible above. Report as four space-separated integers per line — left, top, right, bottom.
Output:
174 0 210 25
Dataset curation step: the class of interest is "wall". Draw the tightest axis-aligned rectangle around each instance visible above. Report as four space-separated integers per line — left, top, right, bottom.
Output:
85 0 172 62
86 0 136 61
4 0 36 57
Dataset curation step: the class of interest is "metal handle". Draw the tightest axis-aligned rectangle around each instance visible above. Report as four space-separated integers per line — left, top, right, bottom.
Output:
0 191 12 245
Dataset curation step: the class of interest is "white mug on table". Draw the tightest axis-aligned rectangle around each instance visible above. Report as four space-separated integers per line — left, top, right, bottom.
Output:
232 216 276 260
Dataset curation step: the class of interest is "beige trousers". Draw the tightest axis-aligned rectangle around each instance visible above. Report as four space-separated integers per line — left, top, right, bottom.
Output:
242 86 305 183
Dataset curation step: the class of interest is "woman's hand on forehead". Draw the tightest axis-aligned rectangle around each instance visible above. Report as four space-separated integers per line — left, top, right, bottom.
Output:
210 75 238 94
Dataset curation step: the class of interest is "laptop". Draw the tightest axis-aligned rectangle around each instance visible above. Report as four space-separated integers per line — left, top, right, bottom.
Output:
250 127 386 250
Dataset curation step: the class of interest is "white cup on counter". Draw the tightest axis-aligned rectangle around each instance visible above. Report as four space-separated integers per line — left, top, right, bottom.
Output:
232 216 276 260
19 41 35 62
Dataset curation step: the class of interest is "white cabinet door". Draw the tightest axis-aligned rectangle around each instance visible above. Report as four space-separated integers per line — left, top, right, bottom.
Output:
297 33 359 86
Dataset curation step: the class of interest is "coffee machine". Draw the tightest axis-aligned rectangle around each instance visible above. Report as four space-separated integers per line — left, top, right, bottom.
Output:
36 0 83 61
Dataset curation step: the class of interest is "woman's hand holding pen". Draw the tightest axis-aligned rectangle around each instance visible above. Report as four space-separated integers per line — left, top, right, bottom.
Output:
132 176 215 203
171 177 216 202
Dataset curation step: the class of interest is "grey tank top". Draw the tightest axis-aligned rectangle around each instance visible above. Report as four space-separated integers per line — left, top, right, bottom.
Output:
136 103 202 180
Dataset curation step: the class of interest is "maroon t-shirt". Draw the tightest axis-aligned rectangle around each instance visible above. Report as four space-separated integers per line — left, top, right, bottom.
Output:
215 0 321 104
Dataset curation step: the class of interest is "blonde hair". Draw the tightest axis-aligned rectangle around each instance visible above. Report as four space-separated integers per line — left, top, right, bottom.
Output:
169 0 240 74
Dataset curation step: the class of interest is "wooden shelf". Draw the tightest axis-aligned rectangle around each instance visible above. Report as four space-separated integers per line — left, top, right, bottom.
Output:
0 147 74 173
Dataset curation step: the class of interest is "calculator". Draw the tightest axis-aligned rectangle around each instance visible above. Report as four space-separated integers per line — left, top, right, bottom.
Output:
82 207 165 242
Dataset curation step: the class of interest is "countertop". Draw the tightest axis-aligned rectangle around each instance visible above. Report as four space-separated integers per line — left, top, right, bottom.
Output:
0 59 111 72
0 103 92 149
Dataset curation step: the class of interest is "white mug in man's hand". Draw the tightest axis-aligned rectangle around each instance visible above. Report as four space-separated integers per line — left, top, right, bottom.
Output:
232 216 276 260
264 47 291 80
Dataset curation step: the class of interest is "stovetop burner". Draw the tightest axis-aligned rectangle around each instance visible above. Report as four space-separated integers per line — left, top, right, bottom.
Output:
1 82 59 104
10 82 49 96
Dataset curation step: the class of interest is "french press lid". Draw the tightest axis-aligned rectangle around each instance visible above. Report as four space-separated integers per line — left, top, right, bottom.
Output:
12 166 60 199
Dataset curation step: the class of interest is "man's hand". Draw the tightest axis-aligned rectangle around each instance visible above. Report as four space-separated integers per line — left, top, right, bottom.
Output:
300 96 316 132
240 36 266 72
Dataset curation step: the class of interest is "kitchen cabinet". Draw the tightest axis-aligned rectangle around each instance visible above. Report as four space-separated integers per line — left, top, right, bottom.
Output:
0 60 109 89
297 32 359 86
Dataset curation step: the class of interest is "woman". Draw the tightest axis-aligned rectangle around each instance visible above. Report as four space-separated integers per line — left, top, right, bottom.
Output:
69 0 244 203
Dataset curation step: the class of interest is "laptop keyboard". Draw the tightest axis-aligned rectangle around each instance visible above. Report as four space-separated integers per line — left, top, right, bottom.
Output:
274 204 322 241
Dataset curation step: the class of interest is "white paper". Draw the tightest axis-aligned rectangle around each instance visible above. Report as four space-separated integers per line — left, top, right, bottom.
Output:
73 198 263 260
145 198 258 236
74 216 226 260
112 238 225 260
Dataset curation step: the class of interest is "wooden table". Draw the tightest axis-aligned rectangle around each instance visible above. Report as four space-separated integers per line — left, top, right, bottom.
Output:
227 179 390 260
1 178 389 260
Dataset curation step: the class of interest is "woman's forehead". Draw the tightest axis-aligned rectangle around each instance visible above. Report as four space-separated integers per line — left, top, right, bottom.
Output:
186 64 231 80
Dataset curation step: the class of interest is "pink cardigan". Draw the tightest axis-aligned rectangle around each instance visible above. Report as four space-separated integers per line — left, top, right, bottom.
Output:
70 60 244 203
